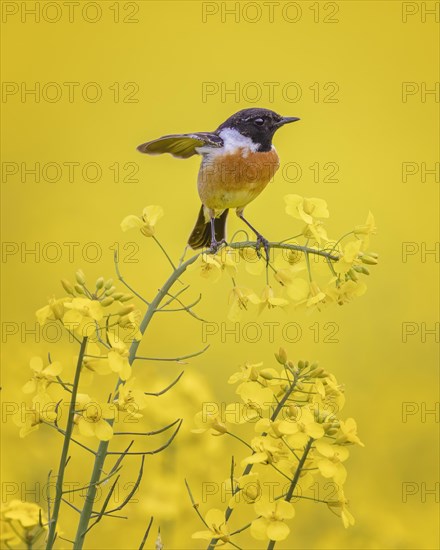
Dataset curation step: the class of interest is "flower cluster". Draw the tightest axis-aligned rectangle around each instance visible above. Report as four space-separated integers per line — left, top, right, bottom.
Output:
0 500 47 548
16 271 148 442
186 195 377 319
191 348 364 547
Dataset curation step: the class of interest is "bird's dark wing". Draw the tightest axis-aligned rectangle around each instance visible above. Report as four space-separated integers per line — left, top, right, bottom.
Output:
137 132 223 159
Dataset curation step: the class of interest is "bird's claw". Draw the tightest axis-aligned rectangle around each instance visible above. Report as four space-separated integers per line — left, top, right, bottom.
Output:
255 235 270 264
209 238 227 254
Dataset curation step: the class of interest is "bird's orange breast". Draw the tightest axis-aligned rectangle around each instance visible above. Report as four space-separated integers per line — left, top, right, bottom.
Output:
198 148 280 211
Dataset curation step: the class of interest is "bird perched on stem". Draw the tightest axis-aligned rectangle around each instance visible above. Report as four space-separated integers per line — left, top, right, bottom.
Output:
137 108 299 257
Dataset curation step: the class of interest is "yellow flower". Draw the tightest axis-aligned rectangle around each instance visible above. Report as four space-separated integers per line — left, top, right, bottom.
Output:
302 220 329 244
1 500 47 547
195 253 223 283
240 247 265 275
228 362 264 384
333 240 362 275
22 357 62 395
227 286 260 322
354 211 376 249
256 285 289 314
215 246 239 276
82 341 113 381
284 194 329 224
14 402 58 438
120 205 164 237
241 436 287 466
74 394 115 440
192 508 229 542
192 410 227 436
335 418 364 447
36 296 71 325
281 406 325 447
287 278 310 302
327 488 355 528
236 381 273 412
117 310 142 341
107 331 132 380
315 440 349 485
250 498 295 541
326 279 367 305
227 473 261 508
63 297 104 337
114 378 148 419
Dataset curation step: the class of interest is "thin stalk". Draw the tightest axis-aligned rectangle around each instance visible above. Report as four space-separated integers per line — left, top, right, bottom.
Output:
266 438 314 550
72 252 202 548
73 240 338 549
46 337 88 550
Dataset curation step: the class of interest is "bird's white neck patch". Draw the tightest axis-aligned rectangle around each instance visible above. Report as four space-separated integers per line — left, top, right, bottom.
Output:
218 128 259 155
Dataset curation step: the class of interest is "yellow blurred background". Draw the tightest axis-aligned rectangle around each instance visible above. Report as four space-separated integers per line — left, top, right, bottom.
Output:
1 1 439 548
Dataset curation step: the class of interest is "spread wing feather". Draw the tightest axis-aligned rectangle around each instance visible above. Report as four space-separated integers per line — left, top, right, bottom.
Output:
137 132 223 159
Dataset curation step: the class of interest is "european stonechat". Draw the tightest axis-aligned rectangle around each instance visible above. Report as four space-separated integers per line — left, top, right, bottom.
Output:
137 108 299 253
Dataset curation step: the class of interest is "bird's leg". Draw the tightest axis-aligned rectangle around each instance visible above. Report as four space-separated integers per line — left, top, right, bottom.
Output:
209 216 226 253
236 210 270 263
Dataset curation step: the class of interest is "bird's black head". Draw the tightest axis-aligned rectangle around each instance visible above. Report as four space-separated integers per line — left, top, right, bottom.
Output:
217 108 299 152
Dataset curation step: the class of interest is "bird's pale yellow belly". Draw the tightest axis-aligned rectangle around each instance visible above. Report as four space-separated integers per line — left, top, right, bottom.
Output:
198 148 280 211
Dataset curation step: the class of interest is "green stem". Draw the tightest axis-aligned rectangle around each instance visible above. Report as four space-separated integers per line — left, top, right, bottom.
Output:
46 337 88 550
72 240 338 549
72 252 202 548
207 370 301 550
266 438 314 550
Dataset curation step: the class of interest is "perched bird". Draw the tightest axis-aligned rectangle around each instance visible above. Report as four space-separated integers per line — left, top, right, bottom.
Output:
137 108 299 252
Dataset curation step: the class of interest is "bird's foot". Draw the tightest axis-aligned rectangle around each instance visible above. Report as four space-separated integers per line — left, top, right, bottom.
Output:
209 238 227 254
255 234 270 264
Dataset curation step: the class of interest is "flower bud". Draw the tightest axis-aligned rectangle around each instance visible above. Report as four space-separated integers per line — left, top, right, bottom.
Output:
325 426 339 436
297 360 305 370
51 301 65 320
105 286 116 296
112 292 124 301
119 293 134 303
347 269 358 282
353 265 370 275
75 269 86 285
104 278 114 290
117 304 135 316
95 276 105 290
101 296 114 307
61 279 75 295
259 369 274 380
360 254 378 265
118 314 133 327
74 284 85 295
275 347 288 364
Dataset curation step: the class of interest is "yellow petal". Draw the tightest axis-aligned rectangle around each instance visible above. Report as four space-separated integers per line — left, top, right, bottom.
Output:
95 419 113 441
267 520 290 541
29 356 44 373
120 214 143 232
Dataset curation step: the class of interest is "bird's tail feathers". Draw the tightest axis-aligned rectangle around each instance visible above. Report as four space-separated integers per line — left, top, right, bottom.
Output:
188 207 228 249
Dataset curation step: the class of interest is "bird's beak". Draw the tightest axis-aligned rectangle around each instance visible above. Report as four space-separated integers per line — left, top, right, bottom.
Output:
277 116 300 127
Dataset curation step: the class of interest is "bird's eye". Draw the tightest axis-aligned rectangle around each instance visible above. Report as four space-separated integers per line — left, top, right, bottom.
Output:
254 118 265 126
